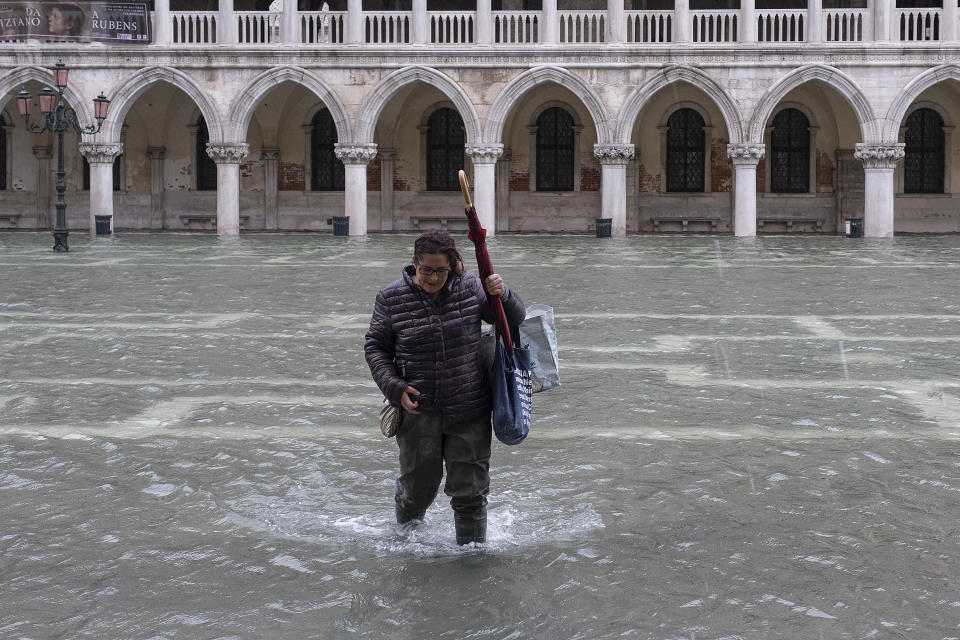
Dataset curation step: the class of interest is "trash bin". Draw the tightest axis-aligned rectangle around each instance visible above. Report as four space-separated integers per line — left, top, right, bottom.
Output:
332 215 349 236
95 215 112 235
595 218 612 238
844 217 863 238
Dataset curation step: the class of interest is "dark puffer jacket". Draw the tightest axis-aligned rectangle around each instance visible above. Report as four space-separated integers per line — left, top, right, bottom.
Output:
365 265 526 425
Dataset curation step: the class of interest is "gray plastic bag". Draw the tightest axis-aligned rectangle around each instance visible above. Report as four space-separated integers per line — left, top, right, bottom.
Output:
519 304 559 393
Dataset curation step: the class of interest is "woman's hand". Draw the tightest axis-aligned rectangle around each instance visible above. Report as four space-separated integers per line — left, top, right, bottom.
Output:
484 274 505 298
401 386 422 414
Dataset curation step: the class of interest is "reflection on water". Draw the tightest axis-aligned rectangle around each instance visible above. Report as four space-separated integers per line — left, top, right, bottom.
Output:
2 233 960 638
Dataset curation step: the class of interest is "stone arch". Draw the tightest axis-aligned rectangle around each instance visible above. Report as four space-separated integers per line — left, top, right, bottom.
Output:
616 66 743 145
355 66 481 145
659 101 713 128
102 67 223 143
903 101 952 129
0 66 93 130
228 66 352 143
485 66 611 144
885 65 960 142
748 64 877 144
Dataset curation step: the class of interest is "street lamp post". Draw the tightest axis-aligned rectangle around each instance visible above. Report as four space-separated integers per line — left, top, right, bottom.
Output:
17 60 110 252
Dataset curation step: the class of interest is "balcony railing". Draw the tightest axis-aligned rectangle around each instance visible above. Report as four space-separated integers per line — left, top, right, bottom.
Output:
8 6 959 48
825 8 865 43
626 10 672 44
692 10 737 43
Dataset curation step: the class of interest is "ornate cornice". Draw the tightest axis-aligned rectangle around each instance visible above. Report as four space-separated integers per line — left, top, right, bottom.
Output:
593 143 635 165
854 143 906 169
727 143 765 164
334 143 378 165
206 143 249 164
465 143 504 164
78 142 124 164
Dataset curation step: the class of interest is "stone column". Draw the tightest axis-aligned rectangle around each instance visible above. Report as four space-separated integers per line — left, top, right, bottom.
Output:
147 147 166 229
79 142 124 235
33 146 52 229
379 148 396 231
206 143 249 236
281 0 299 44
606 0 624 43
261 148 280 230
872 0 890 41
741 0 756 42
413 0 428 44
335 143 378 236
476 0 492 44
944 0 958 42
675 0 691 43
855 143 905 238
543 0 558 44
727 143 765 237
594 143 635 238
153 0 171 44
466 144 504 236
218 0 237 43
496 148 512 232
808 0 822 41
347 0 363 43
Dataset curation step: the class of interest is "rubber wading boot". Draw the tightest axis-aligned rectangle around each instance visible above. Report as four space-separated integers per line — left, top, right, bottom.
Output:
396 505 425 525
454 513 487 545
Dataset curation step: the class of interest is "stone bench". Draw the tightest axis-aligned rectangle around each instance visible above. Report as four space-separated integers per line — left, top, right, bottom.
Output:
180 214 249 230
758 218 824 233
0 214 22 228
650 216 721 232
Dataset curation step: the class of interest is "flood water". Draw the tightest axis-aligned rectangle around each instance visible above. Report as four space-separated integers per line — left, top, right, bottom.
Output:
2 232 960 639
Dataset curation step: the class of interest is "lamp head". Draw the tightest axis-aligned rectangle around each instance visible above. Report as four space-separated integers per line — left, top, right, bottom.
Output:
38 87 56 114
52 60 69 91
93 92 110 122
16 87 32 117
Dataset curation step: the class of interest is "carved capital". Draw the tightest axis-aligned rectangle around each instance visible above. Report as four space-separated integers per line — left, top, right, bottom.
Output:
855 143 905 170
146 146 166 160
79 142 124 164
727 143 765 165
206 143 249 164
32 145 52 160
260 147 281 162
334 143 378 165
593 143 635 165
465 143 504 165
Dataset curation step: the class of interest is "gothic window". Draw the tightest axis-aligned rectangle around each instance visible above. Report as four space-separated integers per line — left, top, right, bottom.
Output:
311 108 345 191
536 107 575 192
426 108 465 191
904 108 945 194
666 108 706 192
82 156 123 191
196 116 217 191
0 115 5 190
770 108 810 193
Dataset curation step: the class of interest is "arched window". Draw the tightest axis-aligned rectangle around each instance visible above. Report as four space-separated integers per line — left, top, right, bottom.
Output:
904 108 945 194
426 108 465 191
770 108 810 193
666 108 706 192
536 107 575 192
196 116 217 191
0 115 6 191
311 108 344 191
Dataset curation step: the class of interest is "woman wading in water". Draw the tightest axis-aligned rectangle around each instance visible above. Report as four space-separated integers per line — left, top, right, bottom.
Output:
365 230 525 545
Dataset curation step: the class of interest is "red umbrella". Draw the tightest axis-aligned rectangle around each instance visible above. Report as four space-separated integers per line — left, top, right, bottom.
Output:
459 170 514 356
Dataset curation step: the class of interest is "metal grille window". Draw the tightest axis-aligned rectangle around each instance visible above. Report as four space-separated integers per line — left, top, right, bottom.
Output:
904 108 945 194
196 117 217 191
770 108 810 193
666 108 706 192
426 108 465 191
311 108 345 191
536 107 575 192
0 116 5 190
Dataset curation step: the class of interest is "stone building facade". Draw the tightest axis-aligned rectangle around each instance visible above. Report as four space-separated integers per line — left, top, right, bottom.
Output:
0 1 958 237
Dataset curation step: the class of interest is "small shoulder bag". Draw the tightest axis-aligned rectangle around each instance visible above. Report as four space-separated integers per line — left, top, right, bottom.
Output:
379 399 402 438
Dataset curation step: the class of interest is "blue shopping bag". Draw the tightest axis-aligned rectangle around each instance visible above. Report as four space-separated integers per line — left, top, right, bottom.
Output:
491 326 533 445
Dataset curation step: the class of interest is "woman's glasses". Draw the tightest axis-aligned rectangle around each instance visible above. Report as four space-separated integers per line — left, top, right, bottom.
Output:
416 265 450 278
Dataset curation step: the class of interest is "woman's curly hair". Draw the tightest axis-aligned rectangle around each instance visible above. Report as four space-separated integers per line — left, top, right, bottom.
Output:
414 230 464 275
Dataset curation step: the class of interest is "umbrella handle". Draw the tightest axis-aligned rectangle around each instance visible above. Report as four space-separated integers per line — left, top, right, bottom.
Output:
458 170 473 209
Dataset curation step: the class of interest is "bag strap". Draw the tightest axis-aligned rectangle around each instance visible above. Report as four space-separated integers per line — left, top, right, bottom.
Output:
496 323 523 351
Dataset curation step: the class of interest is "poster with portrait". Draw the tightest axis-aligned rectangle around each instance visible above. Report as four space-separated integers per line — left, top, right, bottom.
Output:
0 2 151 42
